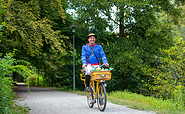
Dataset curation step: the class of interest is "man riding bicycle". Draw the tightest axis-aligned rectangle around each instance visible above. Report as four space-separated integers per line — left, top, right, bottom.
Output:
81 30 109 91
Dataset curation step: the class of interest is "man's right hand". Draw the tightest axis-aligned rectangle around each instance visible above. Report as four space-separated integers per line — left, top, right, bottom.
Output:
82 64 87 68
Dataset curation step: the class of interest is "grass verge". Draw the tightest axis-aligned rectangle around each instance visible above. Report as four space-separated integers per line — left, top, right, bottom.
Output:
108 91 185 114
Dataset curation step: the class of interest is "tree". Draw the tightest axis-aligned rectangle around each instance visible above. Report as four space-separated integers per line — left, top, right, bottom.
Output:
68 0 183 92
0 0 70 86
69 0 182 37
179 5 185 39
1 0 67 56
146 33 185 109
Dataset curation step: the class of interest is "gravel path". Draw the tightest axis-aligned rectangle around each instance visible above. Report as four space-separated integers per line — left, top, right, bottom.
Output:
14 84 155 114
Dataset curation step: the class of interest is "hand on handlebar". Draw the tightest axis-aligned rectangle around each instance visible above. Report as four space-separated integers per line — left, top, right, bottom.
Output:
82 64 87 68
105 63 109 67
83 63 109 68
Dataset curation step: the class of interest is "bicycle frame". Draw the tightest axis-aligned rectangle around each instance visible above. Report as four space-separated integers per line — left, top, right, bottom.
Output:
81 74 107 99
90 80 101 99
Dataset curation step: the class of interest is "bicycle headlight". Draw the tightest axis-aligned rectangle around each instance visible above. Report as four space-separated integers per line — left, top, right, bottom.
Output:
101 74 106 77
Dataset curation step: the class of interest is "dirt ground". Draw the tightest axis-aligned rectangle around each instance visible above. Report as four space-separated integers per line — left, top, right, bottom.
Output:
14 84 156 114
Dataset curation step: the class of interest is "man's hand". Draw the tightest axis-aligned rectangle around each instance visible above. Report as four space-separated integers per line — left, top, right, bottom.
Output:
105 63 109 67
82 64 87 68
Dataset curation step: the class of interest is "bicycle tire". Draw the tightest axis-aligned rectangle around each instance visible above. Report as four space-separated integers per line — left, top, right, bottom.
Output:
97 84 107 111
87 86 94 108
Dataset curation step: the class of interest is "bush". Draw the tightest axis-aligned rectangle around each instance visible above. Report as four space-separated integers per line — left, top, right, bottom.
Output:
0 77 15 113
0 53 30 113
27 75 45 87
146 35 185 107
0 53 15 113
27 76 36 86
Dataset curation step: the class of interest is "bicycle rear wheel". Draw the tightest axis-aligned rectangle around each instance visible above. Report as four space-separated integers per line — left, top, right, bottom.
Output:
87 86 94 108
97 84 107 111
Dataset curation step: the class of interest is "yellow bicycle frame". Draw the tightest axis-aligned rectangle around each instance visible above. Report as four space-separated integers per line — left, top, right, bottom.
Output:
80 71 111 99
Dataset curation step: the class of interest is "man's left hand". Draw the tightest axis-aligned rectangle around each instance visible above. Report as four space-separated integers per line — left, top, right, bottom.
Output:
105 63 109 67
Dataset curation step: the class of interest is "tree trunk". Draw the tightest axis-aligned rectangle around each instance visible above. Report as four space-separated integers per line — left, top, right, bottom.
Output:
119 11 124 37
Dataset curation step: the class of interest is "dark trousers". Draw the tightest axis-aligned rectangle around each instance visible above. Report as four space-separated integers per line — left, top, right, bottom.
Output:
85 75 91 87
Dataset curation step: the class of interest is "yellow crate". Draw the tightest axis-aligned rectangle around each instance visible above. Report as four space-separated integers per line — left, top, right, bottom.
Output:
91 70 111 81
80 70 111 81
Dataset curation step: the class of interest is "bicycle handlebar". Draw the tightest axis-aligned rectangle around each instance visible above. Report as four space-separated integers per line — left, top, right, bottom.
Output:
83 63 107 68
98 63 106 68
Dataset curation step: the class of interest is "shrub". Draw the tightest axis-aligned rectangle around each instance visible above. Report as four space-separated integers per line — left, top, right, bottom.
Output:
0 77 15 113
27 76 36 86
0 52 32 113
146 35 185 107
0 53 16 113
27 75 45 86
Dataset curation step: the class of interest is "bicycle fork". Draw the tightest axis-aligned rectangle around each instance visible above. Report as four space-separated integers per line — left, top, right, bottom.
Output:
90 81 106 100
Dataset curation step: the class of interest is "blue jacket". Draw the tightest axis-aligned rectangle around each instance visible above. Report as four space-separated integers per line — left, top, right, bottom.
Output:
81 43 108 65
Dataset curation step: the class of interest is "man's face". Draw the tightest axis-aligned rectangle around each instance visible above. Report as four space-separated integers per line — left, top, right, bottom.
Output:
88 36 96 45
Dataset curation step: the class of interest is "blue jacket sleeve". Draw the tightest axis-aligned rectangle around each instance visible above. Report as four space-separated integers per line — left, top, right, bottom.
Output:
81 45 87 64
99 45 108 64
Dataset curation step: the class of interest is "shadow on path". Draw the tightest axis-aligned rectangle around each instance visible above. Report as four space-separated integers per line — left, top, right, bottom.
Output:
13 83 57 93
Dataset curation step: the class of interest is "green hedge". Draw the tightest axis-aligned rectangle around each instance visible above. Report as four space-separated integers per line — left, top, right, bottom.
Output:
0 53 29 113
0 53 16 113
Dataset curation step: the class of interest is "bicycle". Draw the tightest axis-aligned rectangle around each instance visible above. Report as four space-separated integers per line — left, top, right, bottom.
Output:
80 64 112 111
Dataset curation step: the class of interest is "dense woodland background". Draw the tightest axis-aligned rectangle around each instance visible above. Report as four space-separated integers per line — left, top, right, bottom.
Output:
0 0 185 113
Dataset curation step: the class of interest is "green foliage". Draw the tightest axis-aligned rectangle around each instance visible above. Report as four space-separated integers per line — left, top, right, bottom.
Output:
27 75 45 87
13 65 33 78
179 5 185 39
1 0 67 55
0 0 71 88
0 52 30 113
146 33 185 107
27 76 37 86
104 17 175 93
0 76 14 113
0 52 15 77
103 38 145 92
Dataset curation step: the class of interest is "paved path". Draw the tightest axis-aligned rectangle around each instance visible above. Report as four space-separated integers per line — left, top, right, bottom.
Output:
14 85 155 114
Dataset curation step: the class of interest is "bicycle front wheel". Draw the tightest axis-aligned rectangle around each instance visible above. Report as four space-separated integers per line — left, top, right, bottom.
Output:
97 84 107 111
87 86 94 108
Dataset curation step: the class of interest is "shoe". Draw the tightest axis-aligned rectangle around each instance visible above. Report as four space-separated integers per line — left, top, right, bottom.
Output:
86 86 90 92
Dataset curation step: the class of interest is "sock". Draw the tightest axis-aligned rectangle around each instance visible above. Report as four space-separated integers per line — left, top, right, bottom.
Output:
85 75 91 87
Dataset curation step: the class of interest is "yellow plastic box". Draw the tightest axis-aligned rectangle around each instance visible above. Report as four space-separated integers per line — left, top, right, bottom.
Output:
91 70 111 81
80 70 112 81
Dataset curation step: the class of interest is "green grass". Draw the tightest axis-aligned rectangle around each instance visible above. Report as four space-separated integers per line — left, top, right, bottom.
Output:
72 90 87 96
108 91 185 114
57 86 73 91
